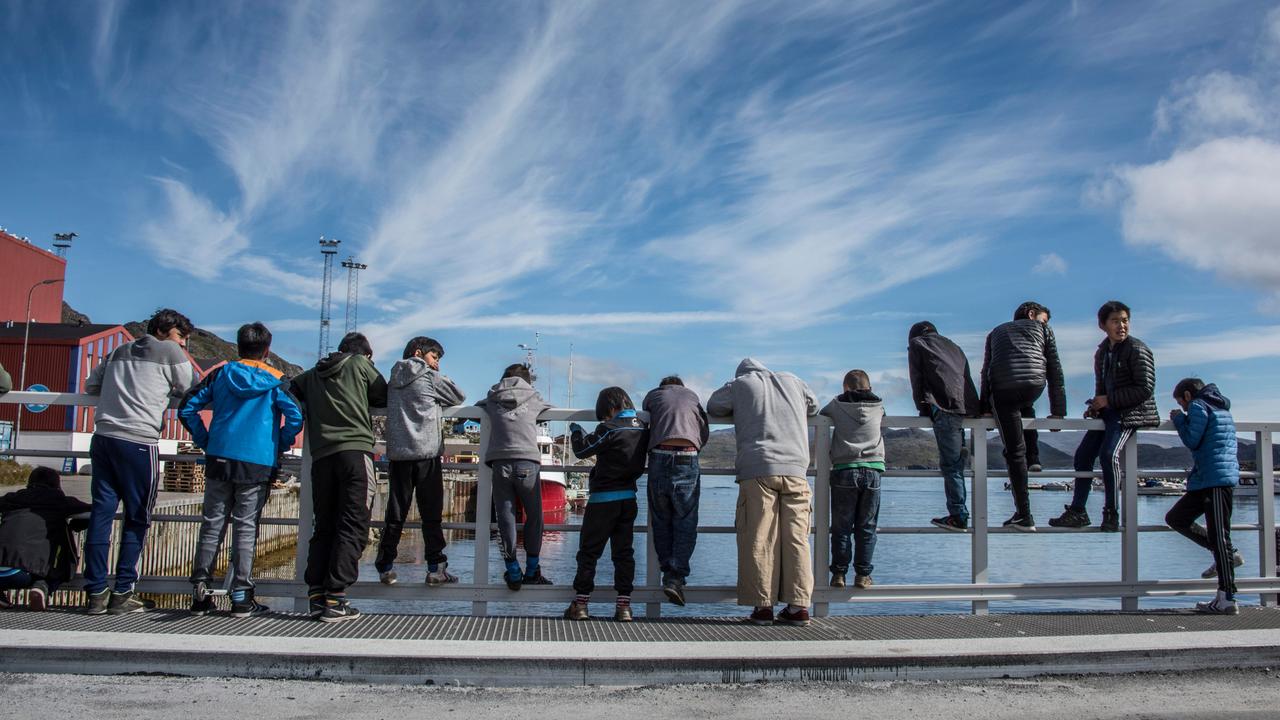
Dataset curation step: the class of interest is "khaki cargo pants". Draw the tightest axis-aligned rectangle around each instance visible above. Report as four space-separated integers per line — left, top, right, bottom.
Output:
735 475 813 608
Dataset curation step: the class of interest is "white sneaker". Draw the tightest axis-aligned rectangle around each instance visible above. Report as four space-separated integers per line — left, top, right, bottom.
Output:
1200 551 1244 579
379 570 398 585
426 563 458 586
1194 591 1239 615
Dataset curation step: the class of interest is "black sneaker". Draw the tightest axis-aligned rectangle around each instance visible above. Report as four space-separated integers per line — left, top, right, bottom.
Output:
308 591 326 618
931 515 968 532
1100 509 1119 533
27 580 49 611
190 591 216 615
86 588 110 615
662 580 687 606
107 590 155 615
1028 463 1043 473
522 570 553 586
320 597 361 623
1047 505 1090 528
230 598 269 618
504 568 523 591
1002 513 1036 533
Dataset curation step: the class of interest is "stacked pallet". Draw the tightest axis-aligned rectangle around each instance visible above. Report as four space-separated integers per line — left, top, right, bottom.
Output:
163 443 206 493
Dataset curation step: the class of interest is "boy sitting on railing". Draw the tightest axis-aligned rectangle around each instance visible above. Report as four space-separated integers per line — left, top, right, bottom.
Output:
1167 378 1240 615
565 387 649 622
820 370 886 591
0 467 91 610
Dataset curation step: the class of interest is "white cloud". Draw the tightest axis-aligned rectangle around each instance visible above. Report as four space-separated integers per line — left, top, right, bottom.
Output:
1154 72 1268 143
1153 324 1280 369
138 178 248 281
1033 252 1068 275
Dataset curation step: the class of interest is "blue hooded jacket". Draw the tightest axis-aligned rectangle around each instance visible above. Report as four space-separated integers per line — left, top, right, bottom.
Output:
178 359 304 470
1172 383 1238 491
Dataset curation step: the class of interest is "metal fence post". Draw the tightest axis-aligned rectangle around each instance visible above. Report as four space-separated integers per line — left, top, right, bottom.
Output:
472 416 493 616
812 416 832 618
1121 434 1140 611
971 419 988 615
1257 430 1276 607
292 436 313 612
645 483 661 618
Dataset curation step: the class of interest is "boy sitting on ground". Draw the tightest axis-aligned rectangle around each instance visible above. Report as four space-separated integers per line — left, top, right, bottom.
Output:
0 467 91 610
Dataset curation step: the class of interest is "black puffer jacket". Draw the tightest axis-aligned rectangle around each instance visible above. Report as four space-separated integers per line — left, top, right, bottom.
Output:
0 483 91 582
980 319 1067 416
570 410 650 495
1095 336 1158 428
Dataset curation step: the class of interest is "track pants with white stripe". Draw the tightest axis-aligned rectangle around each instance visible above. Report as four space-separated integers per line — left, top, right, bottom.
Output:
1069 409 1133 514
1166 486 1237 596
305 450 374 594
84 434 160 594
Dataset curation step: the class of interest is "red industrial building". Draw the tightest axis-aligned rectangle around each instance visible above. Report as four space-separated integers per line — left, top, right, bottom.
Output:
0 229 66 324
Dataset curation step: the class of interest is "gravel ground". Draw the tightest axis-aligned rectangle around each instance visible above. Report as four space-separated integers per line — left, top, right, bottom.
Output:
4 668 1280 719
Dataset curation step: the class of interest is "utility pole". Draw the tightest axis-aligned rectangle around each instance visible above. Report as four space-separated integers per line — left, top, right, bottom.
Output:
341 257 367 334
52 232 77 259
318 237 341 360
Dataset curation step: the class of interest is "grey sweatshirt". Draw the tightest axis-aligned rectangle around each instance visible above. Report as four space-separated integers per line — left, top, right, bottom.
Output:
86 335 197 444
385 357 466 461
707 358 817 481
475 376 551 464
642 384 710 451
820 390 886 466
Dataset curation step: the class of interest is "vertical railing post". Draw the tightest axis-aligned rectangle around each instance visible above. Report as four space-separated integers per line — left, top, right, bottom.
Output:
645 498 661 619
970 418 988 615
811 416 832 618
292 435 313 612
471 417 493 616
1121 433 1140 611
1257 430 1276 607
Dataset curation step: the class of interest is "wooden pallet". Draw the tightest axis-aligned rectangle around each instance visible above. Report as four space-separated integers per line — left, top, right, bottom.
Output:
163 443 206 493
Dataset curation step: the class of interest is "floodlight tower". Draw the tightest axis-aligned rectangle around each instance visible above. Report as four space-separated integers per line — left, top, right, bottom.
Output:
318 236 342 360
341 257 368 333
52 232 78 259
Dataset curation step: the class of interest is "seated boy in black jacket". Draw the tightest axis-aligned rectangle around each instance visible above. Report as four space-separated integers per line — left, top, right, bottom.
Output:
0 467 92 610
565 387 649 622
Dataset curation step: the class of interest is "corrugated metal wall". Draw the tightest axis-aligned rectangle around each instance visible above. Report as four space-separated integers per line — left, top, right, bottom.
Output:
0 231 66 324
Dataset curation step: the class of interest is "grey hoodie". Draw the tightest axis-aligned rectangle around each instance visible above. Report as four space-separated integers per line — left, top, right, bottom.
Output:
385 357 467 461
707 358 817 481
475 376 551 464
86 335 196 444
820 390 886 466
642 384 710 451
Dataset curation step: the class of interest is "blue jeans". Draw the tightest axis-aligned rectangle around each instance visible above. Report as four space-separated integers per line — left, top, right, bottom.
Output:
190 461 271 593
932 406 968 522
1070 408 1133 513
647 450 701 584
830 467 880 576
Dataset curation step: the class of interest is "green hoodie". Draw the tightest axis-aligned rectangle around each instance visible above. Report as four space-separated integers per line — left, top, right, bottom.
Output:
290 352 388 460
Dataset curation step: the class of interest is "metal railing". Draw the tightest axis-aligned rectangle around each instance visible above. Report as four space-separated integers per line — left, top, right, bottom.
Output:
2 391 1277 616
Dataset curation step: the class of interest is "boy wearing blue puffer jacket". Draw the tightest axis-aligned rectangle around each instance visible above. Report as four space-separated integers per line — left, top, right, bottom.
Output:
1167 378 1240 615
178 323 303 617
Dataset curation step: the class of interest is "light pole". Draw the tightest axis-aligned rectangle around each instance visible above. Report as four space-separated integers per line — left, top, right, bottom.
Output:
15 278 65 450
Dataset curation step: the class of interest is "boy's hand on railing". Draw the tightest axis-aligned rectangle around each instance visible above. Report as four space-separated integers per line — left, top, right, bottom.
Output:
569 422 584 435
1048 414 1064 432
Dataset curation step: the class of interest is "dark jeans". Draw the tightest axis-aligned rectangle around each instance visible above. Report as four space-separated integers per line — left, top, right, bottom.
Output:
490 460 543 563
84 434 160 594
190 458 271 592
931 407 968 522
573 498 637 596
992 386 1043 518
304 451 374 594
1021 405 1040 468
1166 486 1237 595
1069 409 1133 513
830 467 881 576
376 457 447 572
647 449 700 584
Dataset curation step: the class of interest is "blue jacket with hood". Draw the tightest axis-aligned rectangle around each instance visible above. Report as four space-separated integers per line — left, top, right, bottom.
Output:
178 359 304 470
1172 383 1238 491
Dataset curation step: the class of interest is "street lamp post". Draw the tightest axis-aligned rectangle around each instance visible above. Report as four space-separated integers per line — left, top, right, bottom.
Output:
14 278 65 450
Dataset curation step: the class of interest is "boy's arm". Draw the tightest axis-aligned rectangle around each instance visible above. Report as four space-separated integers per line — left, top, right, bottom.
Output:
366 363 389 409
803 382 818 417
167 356 197 398
1110 342 1156 410
176 369 217 450
707 382 734 416
432 374 467 408
84 357 107 395
697 402 710 447
1174 401 1210 451
1093 345 1105 398
275 384 305 454
569 422 609 459
819 398 835 418
1043 325 1067 417
908 344 928 415
962 358 980 417
978 333 993 413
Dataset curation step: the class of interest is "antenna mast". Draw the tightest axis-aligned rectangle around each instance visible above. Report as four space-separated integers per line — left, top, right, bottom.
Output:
341 257 368 333
318 236 341 360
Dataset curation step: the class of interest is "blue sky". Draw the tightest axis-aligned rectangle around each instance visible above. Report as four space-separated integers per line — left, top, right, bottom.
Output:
3 1 1280 420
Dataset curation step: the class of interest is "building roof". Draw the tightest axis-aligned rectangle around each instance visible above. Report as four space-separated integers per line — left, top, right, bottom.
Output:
0 322 126 343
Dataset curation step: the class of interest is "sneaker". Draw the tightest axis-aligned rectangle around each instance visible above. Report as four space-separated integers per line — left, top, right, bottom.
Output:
86 588 110 615
230 595 270 618
830 573 846 588
0 591 11 610
27 580 49 611
107 590 155 615
1100 509 1120 533
747 607 774 625
190 593 216 616
775 606 811 627
521 570 552 586
1201 551 1245 579
662 580 687 606
1028 463 1043 473
504 568 523 591
1194 592 1239 615
1003 513 1037 532
379 570 398 585
615 604 633 623
1048 505 1091 528
931 515 968 532
427 564 460 585
854 575 873 589
307 591 326 618
563 601 590 621
319 597 362 623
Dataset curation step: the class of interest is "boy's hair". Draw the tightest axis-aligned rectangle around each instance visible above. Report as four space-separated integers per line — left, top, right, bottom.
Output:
595 386 634 421
402 336 444 360
337 332 373 357
908 321 936 340
502 363 532 383
659 375 684 387
1174 377 1206 399
1014 301 1050 321
843 369 872 392
237 322 272 359
27 466 61 490
147 308 194 338
1097 300 1131 327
